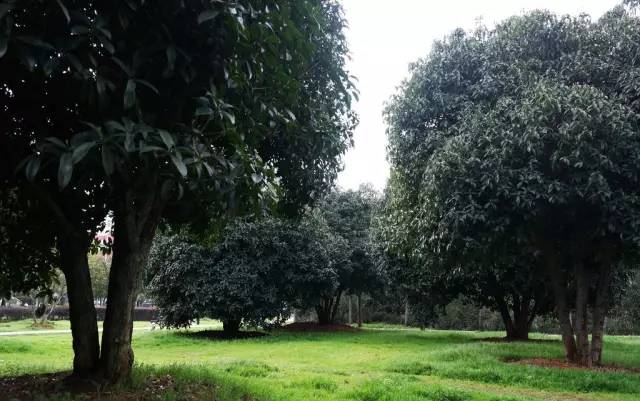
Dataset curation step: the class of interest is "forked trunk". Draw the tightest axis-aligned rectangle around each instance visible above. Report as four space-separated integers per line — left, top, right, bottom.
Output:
59 237 100 377
99 192 163 384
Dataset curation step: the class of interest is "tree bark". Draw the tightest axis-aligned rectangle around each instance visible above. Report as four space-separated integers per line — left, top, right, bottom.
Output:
58 236 100 377
574 261 591 366
544 252 577 362
99 183 165 383
591 265 612 366
223 319 241 336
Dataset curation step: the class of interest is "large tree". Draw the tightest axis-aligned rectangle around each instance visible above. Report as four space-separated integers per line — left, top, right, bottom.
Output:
1 0 355 382
385 4 640 366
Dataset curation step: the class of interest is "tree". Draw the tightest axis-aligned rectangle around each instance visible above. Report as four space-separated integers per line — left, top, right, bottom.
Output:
2 0 355 382
148 217 347 333
317 185 381 325
384 5 640 366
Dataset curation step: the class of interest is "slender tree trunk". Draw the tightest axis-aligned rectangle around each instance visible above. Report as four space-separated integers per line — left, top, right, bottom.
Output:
495 295 517 340
574 261 591 367
348 296 352 325
404 299 409 326
545 257 577 362
331 291 342 324
591 265 612 366
223 319 241 336
357 293 362 328
59 237 100 377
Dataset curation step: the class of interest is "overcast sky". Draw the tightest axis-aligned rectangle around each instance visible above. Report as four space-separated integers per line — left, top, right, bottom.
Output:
336 0 621 191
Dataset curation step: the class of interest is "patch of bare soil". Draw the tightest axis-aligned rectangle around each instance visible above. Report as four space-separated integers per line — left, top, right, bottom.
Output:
0 372 217 401
279 322 358 332
180 330 267 340
512 358 640 374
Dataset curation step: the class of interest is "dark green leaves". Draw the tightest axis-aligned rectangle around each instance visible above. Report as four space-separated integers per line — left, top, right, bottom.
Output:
197 10 219 24
58 152 73 189
123 79 136 109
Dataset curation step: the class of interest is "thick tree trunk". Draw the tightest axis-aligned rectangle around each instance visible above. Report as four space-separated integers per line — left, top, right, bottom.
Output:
495 295 517 340
58 237 100 377
512 295 531 341
99 196 162 383
223 319 241 336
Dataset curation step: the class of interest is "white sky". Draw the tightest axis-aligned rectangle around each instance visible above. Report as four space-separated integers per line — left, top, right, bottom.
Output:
336 0 620 191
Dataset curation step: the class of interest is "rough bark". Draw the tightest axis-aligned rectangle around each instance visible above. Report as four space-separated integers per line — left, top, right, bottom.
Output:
99 176 167 384
59 238 100 377
543 252 577 362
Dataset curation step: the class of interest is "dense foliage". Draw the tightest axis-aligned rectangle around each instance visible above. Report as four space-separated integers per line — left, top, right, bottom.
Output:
148 217 349 332
384 3 640 365
1 0 355 382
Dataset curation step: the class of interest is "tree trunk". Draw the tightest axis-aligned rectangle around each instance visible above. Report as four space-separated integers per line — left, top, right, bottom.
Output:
357 293 362 328
99 204 160 383
404 299 409 326
348 296 352 325
544 254 577 362
511 294 531 341
591 265 612 366
495 295 517 340
574 261 591 366
223 319 241 336
58 237 100 377
316 296 336 325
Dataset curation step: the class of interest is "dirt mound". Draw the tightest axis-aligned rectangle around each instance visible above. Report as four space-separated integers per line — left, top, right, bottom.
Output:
512 358 640 374
279 322 358 332
180 330 267 340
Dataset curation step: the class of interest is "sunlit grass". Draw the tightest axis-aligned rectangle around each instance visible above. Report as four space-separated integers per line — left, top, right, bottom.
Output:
2 324 639 400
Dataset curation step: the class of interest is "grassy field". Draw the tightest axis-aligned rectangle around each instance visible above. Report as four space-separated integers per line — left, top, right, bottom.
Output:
1 323 639 401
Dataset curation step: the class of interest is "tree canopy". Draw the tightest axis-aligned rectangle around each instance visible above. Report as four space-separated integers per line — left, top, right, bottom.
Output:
384 3 640 365
1 0 355 382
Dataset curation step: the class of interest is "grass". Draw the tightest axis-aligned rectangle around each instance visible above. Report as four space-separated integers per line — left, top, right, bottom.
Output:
1 323 640 401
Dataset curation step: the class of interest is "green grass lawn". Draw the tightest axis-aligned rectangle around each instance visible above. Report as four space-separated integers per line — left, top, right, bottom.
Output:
1 324 639 401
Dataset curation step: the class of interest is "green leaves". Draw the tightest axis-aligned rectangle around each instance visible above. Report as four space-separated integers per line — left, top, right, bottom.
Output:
123 79 136 109
197 10 219 24
57 152 73 189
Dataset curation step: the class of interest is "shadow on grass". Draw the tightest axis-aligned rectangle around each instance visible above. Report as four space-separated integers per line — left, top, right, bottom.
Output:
177 330 267 341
